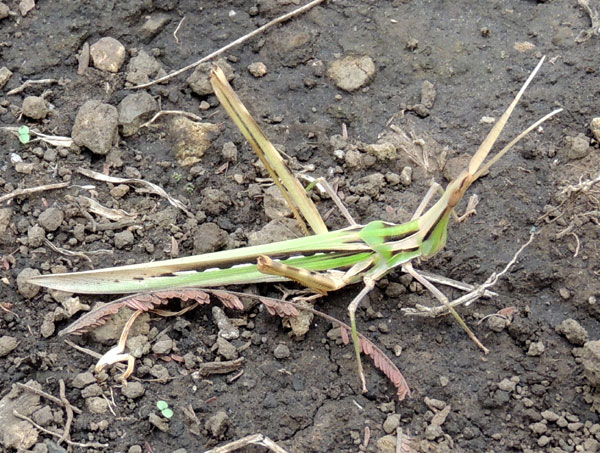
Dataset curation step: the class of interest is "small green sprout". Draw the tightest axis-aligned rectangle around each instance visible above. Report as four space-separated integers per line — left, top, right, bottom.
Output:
172 172 183 183
185 182 195 194
18 126 30 144
156 400 173 419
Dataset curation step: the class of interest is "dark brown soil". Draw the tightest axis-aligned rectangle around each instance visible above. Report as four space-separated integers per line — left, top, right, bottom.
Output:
1 1 599 452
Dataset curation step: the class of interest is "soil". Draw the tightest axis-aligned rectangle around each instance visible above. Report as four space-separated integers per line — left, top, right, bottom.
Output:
1 1 600 452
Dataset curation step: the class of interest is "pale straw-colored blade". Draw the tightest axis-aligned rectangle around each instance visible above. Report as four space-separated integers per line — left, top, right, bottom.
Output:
211 66 328 235
468 56 546 175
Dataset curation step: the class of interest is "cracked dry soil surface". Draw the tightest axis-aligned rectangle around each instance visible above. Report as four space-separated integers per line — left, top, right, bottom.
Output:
1 1 600 452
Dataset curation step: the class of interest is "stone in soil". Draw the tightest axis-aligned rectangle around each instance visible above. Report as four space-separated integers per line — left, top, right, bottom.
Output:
193 222 228 254
591 117 600 142
90 37 126 73
246 218 303 246
16 267 41 299
114 230 134 249
72 100 118 155
0 380 42 450
0 66 11 88
327 55 375 92
212 306 239 340
556 318 589 345
118 91 158 136
581 340 600 386
205 410 230 439
149 412 169 432
216 337 238 360
0 335 18 357
27 224 45 247
125 50 166 85
38 207 64 232
364 142 397 161
565 133 590 161
152 336 173 354
139 14 171 42
21 96 49 120
169 117 220 166
247 62 268 77
187 58 234 96
121 381 145 399
273 343 290 359
263 184 293 220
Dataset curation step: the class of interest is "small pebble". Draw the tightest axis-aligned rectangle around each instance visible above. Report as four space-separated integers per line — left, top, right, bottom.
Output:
90 37 126 72
0 335 18 357
273 343 290 359
247 62 267 77
121 381 145 399
72 371 96 388
38 207 64 232
86 397 109 414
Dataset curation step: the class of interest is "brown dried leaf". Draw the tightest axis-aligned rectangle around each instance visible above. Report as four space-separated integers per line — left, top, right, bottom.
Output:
339 325 410 401
259 297 300 318
212 290 244 310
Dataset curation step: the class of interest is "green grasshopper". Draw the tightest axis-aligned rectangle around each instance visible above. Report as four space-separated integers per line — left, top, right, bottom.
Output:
29 57 561 395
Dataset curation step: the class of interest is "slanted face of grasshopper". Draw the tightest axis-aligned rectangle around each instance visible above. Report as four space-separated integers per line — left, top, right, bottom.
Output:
28 57 561 397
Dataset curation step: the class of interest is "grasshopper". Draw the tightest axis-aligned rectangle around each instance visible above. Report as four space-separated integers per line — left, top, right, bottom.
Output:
29 57 561 395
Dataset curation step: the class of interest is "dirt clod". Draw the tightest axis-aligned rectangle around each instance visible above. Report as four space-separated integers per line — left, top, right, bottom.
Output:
556 318 589 345
90 37 126 73
273 343 290 359
205 410 230 439
72 100 118 155
21 96 49 120
118 91 158 136
0 335 18 356
38 207 64 232
581 340 600 386
121 381 145 399
17 267 41 298
327 55 375 92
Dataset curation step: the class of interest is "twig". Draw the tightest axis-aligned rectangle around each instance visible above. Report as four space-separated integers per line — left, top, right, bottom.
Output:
16 383 82 415
44 239 93 264
173 16 185 44
77 167 193 217
404 231 537 317
576 0 600 43
133 0 326 89
7 78 58 95
0 182 69 204
203 433 289 453
191 358 245 378
57 379 74 445
139 109 204 129
13 411 107 448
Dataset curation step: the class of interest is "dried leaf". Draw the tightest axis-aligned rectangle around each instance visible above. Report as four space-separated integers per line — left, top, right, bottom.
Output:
339 325 410 401
259 297 300 317
212 290 244 310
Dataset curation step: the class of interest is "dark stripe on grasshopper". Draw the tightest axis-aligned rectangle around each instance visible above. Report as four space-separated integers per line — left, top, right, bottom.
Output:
158 250 369 278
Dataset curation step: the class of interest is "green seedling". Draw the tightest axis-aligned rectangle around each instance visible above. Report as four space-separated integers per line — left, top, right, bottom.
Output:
156 400 173 419
18 125 30 144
